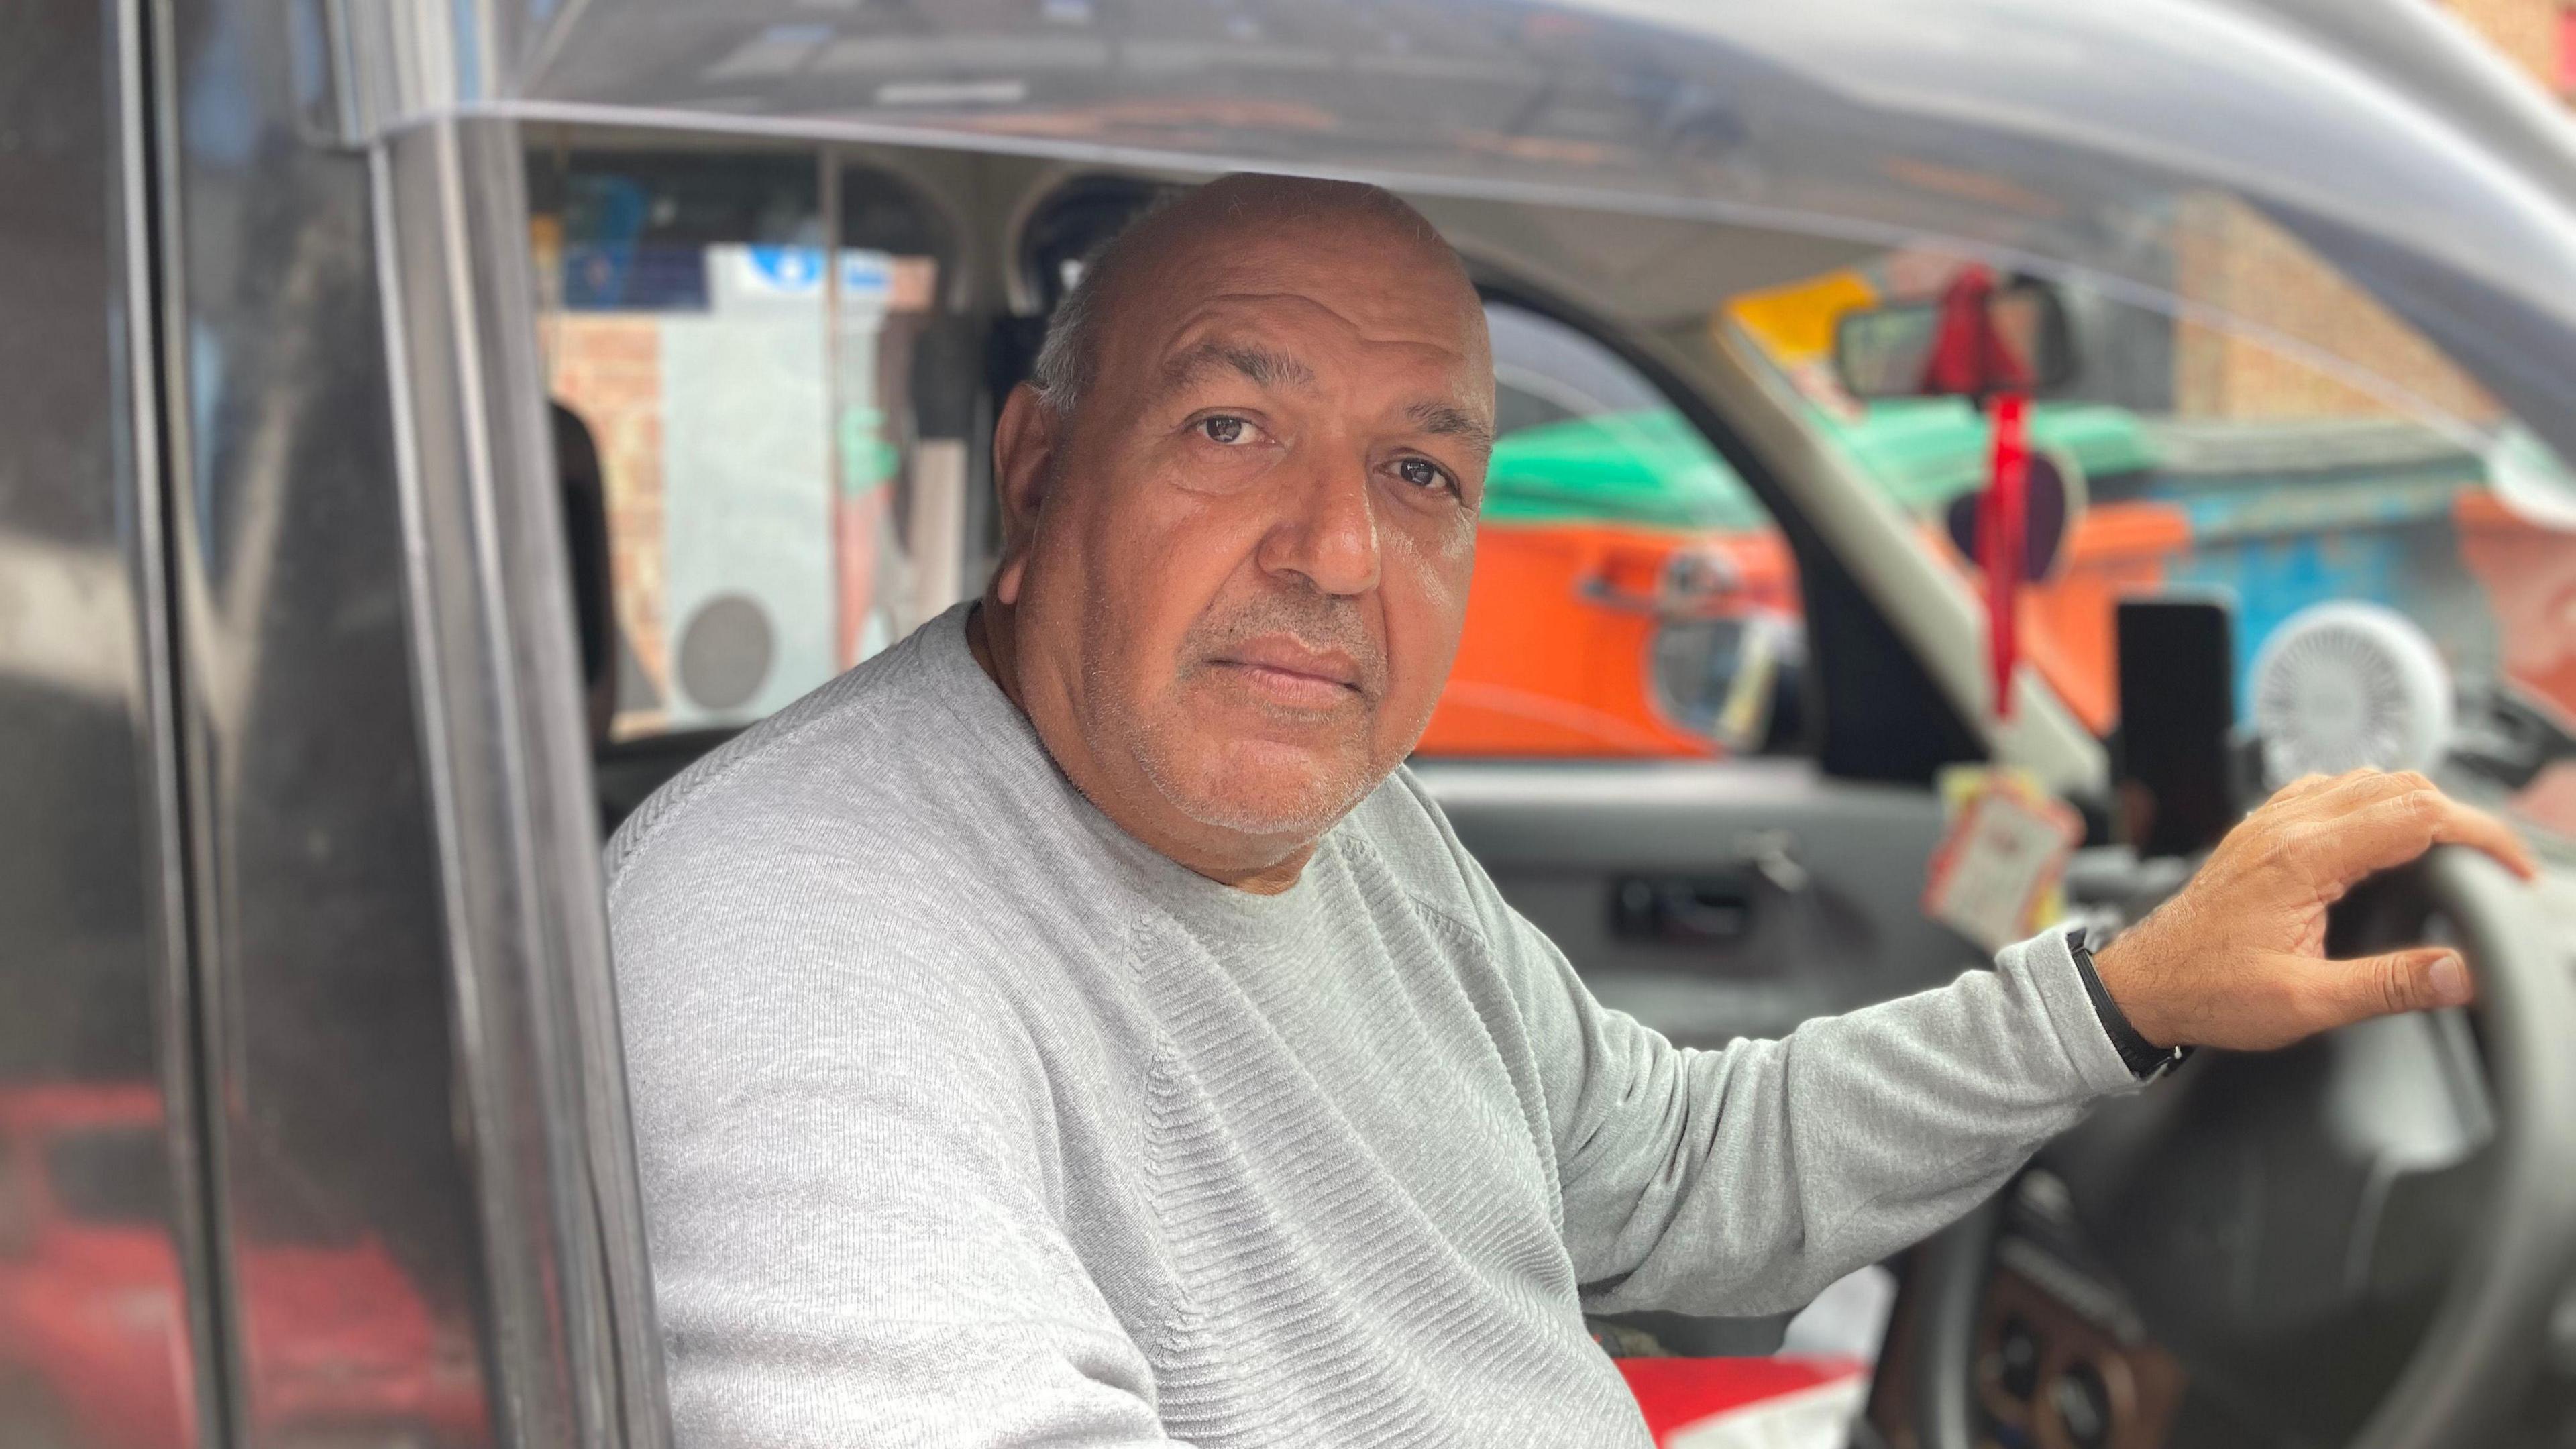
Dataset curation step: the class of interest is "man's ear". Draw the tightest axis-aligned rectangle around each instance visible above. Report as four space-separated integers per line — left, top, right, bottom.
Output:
990 381 1059 607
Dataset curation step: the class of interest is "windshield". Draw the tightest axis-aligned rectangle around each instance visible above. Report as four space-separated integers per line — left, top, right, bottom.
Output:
1714 210 2576 849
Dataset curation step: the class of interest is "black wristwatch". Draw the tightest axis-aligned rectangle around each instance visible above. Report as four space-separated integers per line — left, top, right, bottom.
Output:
2067 925 2192 1081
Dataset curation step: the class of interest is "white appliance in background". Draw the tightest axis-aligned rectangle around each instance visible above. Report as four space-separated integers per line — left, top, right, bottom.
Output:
2251 601 2456 788
657 244 897 727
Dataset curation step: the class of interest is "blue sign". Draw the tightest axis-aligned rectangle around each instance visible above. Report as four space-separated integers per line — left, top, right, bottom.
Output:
747 246 826 292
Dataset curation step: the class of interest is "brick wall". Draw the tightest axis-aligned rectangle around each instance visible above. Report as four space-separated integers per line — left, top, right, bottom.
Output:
2169 195 2500 424
2165 1 2558 423
2440 0 2558 89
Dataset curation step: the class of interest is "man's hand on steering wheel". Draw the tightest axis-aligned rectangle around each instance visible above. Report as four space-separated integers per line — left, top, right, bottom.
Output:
2094 768 2540 1053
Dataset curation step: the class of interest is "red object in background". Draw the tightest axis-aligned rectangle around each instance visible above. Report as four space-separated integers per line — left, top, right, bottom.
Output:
1917 266 2032 398
1981 393 2030 721
834 486 883 669
0 1085 488 1449
2557 5 2576 95
2454 488 2576 839
0 1087 195 1449
1618 1355 1868 1446
1918 264 2036 723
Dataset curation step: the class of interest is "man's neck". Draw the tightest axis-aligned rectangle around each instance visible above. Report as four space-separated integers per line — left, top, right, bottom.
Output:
962 597 1028 714
964 600 1315 895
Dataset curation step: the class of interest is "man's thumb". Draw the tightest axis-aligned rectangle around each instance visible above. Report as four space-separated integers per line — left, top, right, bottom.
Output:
2328 945 2475 1025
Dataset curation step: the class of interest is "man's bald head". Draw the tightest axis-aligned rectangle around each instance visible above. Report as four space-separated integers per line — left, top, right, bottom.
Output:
974 170 1494 893
1030 174 1479 425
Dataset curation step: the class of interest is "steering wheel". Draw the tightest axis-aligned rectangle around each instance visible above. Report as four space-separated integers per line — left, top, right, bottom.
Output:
1910 847 2576 1449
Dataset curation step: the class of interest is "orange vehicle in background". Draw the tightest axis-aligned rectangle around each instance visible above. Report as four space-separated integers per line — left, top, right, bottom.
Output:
1419 394 2186 759
1434 515 1797 757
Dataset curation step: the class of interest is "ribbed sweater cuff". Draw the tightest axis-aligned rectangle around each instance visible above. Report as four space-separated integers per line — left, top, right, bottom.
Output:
2004 926 2151 1097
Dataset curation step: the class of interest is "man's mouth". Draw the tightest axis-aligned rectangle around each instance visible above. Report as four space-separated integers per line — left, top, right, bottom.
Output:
1208 635 1368 708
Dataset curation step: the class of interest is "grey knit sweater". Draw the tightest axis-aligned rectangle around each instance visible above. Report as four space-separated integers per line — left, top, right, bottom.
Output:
606 604 2138 1448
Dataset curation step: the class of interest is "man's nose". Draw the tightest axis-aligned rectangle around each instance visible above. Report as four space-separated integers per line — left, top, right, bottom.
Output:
1257 449 1381 596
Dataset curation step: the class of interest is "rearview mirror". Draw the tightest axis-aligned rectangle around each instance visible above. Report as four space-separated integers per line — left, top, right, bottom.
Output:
1833 274 2077 400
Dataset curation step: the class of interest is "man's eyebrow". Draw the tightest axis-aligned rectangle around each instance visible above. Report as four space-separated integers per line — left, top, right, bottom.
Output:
1159 340 1319 394
1406 400 1495 456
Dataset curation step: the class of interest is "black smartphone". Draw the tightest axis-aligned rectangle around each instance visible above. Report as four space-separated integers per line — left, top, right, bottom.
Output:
2116 597 2237 858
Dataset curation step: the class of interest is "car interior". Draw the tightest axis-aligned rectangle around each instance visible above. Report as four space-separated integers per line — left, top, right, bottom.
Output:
21 3 2576 1448
528 133 2576 1449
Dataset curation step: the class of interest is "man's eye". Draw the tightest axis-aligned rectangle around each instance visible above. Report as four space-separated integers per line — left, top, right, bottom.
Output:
1199 416 1252 445
1395 457 1450 492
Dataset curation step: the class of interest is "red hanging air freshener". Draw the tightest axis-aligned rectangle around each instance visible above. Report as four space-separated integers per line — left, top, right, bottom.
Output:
1981 391 2028 720
1917 264 2035 722
1920 264 2039 722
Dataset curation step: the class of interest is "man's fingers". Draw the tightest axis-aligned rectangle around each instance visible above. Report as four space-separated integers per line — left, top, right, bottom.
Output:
2302 787 2540 887
2270 771 2351 807
2260 767 2429 831
2294 946 2474 1033
2300 767 2431 818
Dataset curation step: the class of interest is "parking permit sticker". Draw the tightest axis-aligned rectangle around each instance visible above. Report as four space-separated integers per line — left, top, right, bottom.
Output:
1922 767 2082 952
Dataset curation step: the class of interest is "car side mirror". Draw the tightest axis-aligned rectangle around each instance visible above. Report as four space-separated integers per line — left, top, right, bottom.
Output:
1652 612 1806 755
1832 274 2078 400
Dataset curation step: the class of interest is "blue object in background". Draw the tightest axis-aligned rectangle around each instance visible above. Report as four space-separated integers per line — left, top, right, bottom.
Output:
561 175 715 311
2149 464 2499 712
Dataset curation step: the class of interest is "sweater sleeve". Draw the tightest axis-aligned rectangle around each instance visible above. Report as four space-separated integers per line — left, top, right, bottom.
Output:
612 850 1192 1448
1488 904 2142 1318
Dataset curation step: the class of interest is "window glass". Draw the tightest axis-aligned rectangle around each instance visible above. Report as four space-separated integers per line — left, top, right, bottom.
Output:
0 1141 28 1253
1420 301 1801 760
527 144 967 743
1721 195 2576 842
44 1126 171 1229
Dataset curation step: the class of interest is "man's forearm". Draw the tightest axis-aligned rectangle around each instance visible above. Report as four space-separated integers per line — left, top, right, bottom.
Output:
1550 928 2137 1319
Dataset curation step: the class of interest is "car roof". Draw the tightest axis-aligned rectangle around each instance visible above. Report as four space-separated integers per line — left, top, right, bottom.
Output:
357 0 2576 464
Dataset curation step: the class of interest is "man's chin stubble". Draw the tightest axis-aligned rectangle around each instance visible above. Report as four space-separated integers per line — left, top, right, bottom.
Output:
1080 671 1391 848
1160 780 1364 843
1133 727 1385 844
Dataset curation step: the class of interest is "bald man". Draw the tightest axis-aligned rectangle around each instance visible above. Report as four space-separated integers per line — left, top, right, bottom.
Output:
607 175 2534 1448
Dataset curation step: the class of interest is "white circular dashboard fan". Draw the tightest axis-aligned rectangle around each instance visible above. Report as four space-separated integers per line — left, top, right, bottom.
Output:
2251 602 2455 789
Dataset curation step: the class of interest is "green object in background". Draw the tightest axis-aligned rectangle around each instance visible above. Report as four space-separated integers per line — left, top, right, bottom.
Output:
1482 402 2160 531
1482 409 1759 530
1819 398 2158 512
837 405 902 495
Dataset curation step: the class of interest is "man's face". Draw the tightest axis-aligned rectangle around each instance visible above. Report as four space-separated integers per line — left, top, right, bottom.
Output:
995 209 1493 870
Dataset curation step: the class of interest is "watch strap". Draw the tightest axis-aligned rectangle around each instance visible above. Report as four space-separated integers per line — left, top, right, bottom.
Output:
2068 925 2191 1081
